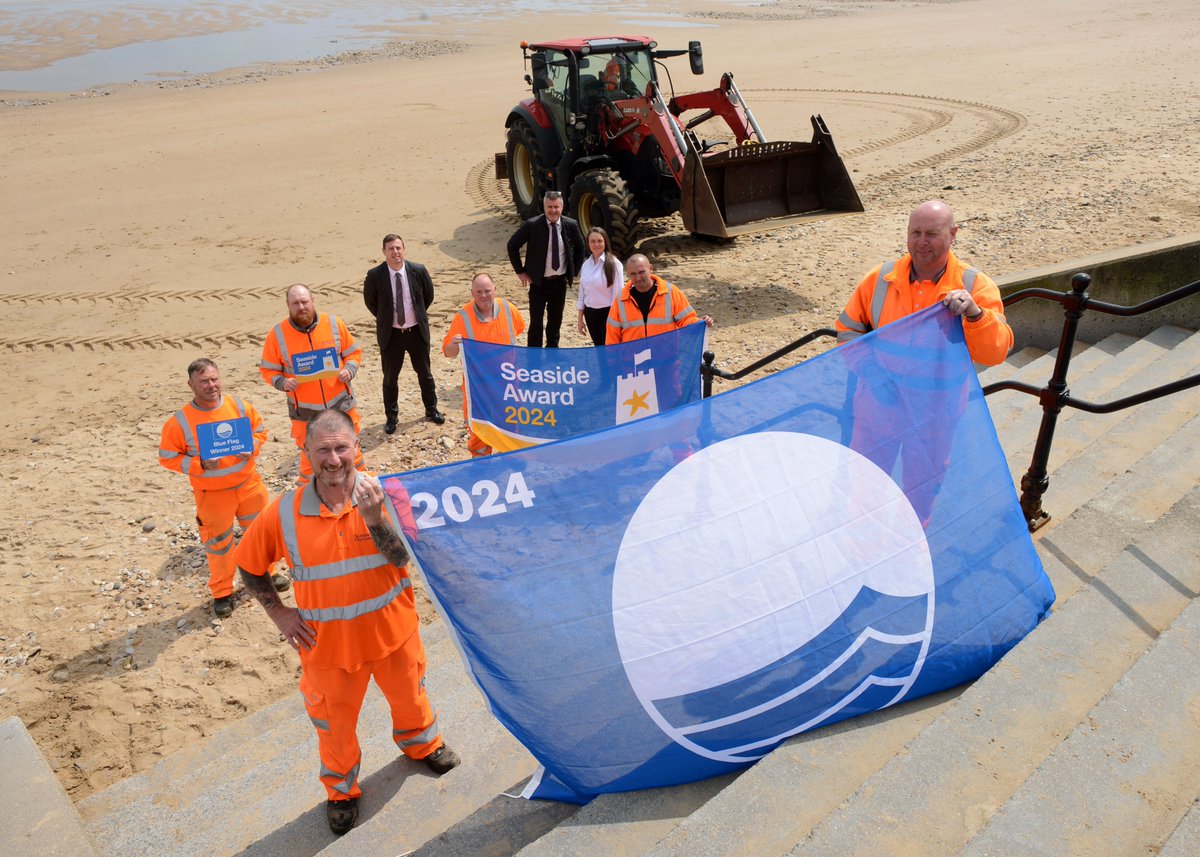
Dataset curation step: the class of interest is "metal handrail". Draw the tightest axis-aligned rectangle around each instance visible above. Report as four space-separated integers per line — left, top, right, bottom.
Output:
697 271 1200 534
700 328 836 397
987 271 1200 531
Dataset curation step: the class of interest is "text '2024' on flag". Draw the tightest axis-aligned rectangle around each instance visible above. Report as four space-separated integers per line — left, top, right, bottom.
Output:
459 323 706 452
383 306 1054 804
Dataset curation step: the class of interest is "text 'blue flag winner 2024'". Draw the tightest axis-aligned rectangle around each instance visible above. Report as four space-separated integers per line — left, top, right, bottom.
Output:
460 323 706 452
384 306 1054 804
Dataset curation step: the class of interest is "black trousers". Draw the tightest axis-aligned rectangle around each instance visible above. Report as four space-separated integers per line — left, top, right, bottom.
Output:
582 306 610 346
528 275 568 348
380 327 437 419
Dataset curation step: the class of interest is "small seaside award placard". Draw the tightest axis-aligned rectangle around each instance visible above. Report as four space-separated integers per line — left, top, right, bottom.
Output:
197 417 252 460
293 347 341 380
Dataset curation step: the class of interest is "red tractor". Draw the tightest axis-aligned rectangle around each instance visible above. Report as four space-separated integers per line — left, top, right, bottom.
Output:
497 36 863 257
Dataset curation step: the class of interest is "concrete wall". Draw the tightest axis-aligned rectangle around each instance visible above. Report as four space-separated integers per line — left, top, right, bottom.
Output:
996 235 1200 351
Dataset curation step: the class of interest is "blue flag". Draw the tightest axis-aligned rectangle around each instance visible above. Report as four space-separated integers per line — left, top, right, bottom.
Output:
460 324 706 451
384 307 1054 803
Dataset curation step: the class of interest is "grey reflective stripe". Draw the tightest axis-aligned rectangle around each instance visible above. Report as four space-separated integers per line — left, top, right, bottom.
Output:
662 286 674 324
278 490 302 567
271 324 292 372
205 524 234 546
309 716 330 732
870 261 895 330
838 310 868 333
837 330 863 343
159 449 182 460
330 316 343 357
320 761 360 796
456 307 474 338
173 410 198 473
237 510 260 525
394 717 439 749
298 578 412 624
292 553 389 583
963 268 979 294
501 300 516 342
260 359 284 371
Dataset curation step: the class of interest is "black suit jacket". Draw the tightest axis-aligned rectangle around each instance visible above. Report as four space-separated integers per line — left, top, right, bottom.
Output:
363 260 435 348
507 214 587 288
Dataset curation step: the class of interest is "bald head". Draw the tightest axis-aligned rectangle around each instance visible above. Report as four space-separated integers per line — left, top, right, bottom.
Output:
286 283 316 328
906 200 957 279
626 254 655 293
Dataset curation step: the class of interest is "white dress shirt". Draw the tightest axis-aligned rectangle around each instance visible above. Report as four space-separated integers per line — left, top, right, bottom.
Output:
577 253 624 310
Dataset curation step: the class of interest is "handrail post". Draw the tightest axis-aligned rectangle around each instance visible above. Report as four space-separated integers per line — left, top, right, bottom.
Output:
1018 272 1091 531
701 350 716 398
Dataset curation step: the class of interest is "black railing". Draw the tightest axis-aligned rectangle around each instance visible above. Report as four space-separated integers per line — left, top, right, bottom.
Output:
701 328 837 398
699 272 1200 533
985 272 1200 531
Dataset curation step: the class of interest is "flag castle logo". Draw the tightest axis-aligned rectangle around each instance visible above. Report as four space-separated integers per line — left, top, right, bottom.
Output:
615 348 660 425
611 432 935 764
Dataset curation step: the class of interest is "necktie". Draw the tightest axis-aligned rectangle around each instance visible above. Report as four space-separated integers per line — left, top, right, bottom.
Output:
550 222 560 271
395 271 407 327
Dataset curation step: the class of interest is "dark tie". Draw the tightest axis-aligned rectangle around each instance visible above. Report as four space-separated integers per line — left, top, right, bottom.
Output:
550 222 560 271
395 272 406 326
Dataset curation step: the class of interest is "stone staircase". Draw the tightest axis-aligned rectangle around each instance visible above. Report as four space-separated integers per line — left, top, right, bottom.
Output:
11 324 1200 857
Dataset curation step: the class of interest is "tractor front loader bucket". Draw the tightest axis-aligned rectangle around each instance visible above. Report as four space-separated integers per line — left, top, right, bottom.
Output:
681 114 863 239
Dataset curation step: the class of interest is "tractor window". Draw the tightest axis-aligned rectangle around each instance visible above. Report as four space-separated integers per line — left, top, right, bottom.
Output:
601 50 655 100
538 49 573 147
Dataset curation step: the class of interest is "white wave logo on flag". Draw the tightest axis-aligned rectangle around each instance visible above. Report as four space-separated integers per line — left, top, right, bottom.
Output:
612 432 934 763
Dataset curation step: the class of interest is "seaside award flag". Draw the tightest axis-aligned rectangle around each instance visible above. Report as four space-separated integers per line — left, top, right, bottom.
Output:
384 306 1055 804
459 324 706 452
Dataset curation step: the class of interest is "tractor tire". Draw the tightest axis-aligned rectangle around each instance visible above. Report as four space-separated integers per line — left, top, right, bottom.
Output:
506 121 547 220
569 169 640 259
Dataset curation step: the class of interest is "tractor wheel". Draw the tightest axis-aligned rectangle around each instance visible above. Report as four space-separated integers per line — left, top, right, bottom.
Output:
569 169 640 259
506 121 547 220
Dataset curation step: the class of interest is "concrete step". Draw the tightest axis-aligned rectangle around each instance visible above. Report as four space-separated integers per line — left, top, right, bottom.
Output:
998 325 1197 461
959 551 1200 857
982 337 1117 432
79 621 537 856
1004 326 1200 481
975 345 1044 388
0 716 97 857
1159 798 1200 857
777 483 1200 857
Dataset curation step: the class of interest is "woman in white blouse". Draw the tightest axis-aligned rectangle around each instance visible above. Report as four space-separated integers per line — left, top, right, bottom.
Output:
576 227 624 346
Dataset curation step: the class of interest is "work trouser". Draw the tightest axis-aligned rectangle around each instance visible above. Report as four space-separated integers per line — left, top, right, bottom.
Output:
457 395 492 458
289 408 365 486
192 475 269 598
299 629 442 802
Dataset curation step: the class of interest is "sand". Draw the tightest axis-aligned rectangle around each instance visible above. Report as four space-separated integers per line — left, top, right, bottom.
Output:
1 0 1197 800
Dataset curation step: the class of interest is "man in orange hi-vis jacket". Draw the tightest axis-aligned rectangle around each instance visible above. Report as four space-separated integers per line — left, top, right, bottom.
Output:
835 199 1013 365
159 358 290 618
236 409 459 837
260 283 365 485
606 254 713 344
442 272 527 457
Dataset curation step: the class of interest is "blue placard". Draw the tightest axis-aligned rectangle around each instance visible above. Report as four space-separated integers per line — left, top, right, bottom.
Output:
293 347 340 379
196 416 252 459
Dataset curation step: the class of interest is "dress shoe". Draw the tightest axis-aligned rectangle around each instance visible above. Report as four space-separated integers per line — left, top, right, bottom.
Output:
384 417 398 434
422 743 460 775
213 595 234 619
326 796 359 836
425 409 446 426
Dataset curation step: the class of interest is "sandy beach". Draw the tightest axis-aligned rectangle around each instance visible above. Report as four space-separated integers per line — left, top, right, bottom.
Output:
1 0 1197 800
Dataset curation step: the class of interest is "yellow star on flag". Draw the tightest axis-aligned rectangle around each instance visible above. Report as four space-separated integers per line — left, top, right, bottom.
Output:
623 389 651 416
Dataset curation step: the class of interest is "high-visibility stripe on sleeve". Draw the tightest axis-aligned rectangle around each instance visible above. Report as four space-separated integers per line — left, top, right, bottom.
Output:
838 311 868 333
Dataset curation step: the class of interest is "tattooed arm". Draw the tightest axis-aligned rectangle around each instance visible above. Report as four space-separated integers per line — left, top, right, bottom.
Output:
353 476 411 568
239 566 315 651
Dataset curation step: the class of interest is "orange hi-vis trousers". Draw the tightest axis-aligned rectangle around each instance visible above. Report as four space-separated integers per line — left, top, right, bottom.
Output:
299 628 442 802
193 477 269 598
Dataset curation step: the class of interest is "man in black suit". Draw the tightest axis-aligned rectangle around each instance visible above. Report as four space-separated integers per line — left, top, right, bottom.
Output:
362 233 445 433
506 190 587 348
